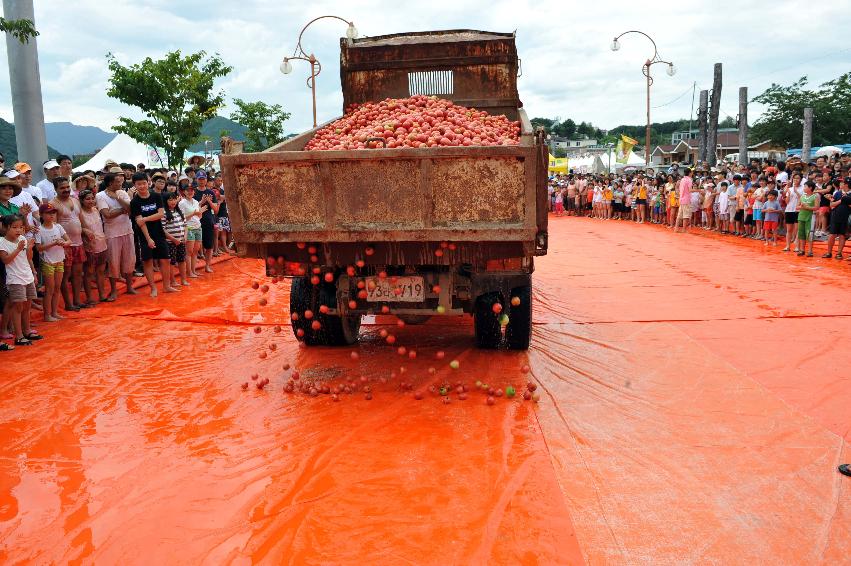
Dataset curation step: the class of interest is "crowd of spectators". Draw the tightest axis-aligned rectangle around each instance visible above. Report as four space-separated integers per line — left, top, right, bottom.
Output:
549 152 851 258
0 152 232 350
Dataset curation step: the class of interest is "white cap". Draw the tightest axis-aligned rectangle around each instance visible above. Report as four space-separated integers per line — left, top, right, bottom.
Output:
4 170 21 179
43 159 60 169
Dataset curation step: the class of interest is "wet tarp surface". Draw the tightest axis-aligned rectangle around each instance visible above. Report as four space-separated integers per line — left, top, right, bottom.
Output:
1 217 848 564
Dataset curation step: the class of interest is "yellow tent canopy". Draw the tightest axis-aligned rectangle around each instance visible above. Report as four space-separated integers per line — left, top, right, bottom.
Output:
548 153 568 174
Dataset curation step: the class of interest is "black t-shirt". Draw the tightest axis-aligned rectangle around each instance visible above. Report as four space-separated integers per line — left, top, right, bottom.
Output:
217 200 228 219
130 192 167 240
194 189 216 224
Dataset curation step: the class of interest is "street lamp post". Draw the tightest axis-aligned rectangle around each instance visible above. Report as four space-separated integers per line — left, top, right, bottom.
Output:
611 31 675 166
280 16 358 128
606 142 614 173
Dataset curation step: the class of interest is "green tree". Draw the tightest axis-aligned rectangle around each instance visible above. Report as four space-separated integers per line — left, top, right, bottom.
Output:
530 117 555 132
751 72 851 147
229 98 291 152
106 50 232 168
0 17 38 43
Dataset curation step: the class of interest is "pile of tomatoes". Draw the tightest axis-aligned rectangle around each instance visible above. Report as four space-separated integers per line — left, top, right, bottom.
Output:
304 95 521 151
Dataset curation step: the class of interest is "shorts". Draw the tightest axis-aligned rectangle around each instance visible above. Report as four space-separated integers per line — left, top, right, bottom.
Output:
565 198 575 210
763 220 778 232
829 214 850 235
734 210 744 222
753 209 763 221
139 237 170 262
217 217 231 232
64 245 87 269
106 233 137 278
168 241 187 265
784 211 798 225
0 266 7 307
201 220 214 250
727 203 738 217
636 198 647 205
41 260 64 276
797 217 813 240
7 282 37 302
85 249 108 268
744 214 754 226
819 206 830 215
653 205 661 214
186 227 203 242
677 203 691 219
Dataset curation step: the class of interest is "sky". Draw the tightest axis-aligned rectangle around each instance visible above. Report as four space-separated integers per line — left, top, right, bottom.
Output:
1 0 850 138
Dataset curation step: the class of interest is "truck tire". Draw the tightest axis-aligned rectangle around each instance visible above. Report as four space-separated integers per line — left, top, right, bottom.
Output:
289 278 361 346
317 283 361 346
474 292 503 349
505 284 532 350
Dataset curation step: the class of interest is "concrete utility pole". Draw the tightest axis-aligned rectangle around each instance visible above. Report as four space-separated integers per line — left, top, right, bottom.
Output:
738 86 748 166
3 0 48 181
801 107 813 163
707 63 722 166
697 89 708 163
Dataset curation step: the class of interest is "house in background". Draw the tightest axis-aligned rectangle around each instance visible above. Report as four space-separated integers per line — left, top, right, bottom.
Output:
652 133 786 168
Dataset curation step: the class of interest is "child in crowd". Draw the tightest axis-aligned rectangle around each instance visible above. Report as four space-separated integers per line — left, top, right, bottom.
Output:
603 183 613 219
79 189 108 303
762 190 782 246
717 181 729 233
161 191 190 287
0 214 42 346
553 188 564 216
744 189 755 237
34 203 71 322
752 186 764 240
179 185 206 278
796 180 818 257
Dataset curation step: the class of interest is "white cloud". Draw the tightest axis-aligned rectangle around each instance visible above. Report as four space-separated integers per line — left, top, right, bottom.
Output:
0 0 848 137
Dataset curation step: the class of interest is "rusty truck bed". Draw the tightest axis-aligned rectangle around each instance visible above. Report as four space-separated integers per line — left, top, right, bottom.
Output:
219 116 548 259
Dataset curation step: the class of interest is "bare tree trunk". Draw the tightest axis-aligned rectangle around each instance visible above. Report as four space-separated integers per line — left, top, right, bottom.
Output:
801 107 813 163
707 63 722 166
738 87 748 166
3 0 48 181
697 89 708 163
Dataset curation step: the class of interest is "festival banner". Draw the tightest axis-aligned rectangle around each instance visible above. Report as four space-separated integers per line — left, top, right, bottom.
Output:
615 134 638 164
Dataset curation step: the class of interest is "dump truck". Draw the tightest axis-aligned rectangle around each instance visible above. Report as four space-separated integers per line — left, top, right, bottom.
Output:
219 29 548 349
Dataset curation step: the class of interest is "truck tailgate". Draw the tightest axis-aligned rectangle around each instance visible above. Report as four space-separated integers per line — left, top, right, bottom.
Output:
219 144 542 246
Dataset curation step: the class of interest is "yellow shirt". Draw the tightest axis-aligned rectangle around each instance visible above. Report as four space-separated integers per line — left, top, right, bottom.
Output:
603 188 613 200
638 186 647 199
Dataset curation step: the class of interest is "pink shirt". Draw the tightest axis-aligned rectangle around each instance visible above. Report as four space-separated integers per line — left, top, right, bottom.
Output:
679 175 693 203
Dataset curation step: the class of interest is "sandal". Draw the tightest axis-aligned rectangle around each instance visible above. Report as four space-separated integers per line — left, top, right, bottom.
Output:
0 333 13 340
822 253 832 258
25 333 43 341
837 253 844 260
0 343 14 351
840 464 851 477
14 338 32 346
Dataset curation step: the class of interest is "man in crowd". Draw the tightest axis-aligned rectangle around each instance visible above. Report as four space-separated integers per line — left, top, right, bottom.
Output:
52 176 88 311
675 168 693 233
194 170 217 273
36 159 61 202
6 171 38 239
129 172 174 297
14 163 41 203
96 173 137 301
57 155 73 182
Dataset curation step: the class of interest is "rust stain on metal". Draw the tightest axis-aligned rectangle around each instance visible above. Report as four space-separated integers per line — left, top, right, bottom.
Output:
235 162 324 226
431 157 524 225
329 160 423 228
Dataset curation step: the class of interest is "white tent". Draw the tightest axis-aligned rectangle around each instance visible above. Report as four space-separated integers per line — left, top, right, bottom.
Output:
568 154 606 174
74 134 166 172
599 150 645 171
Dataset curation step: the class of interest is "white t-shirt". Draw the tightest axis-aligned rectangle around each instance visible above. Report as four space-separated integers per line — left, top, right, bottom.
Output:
36 178 56 202
35 223 68 264
776 171 789 186
80 207 108 254
179 197 202 229
785 185 803 213
95 190 133 238
22 184 43 202
10 191 38 228
0 235 34 285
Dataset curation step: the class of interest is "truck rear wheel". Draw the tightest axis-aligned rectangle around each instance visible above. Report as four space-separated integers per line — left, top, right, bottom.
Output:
474 292 503 349
505 284 532 350
290 278 361 346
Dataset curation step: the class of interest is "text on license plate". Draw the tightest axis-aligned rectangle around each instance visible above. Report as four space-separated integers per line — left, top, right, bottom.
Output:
366 277 425 302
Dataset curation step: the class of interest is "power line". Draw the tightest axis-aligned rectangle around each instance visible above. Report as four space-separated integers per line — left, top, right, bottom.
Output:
651 84 694 108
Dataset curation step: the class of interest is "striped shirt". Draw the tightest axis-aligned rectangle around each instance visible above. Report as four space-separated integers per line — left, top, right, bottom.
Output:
161 209 186 241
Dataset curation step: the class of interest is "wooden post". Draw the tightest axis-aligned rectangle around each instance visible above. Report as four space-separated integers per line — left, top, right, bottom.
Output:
697 89 708 163
707 63 722 166
738 87 748 166
645 64 651 165
801 107 813 163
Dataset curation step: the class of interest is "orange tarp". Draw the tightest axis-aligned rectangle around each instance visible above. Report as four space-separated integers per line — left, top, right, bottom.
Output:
0 217 848 564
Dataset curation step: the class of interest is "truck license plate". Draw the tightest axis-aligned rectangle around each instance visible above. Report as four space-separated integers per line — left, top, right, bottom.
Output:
366 277 425 302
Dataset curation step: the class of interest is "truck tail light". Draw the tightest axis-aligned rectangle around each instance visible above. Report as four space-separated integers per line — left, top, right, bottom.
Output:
485 258 522 271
